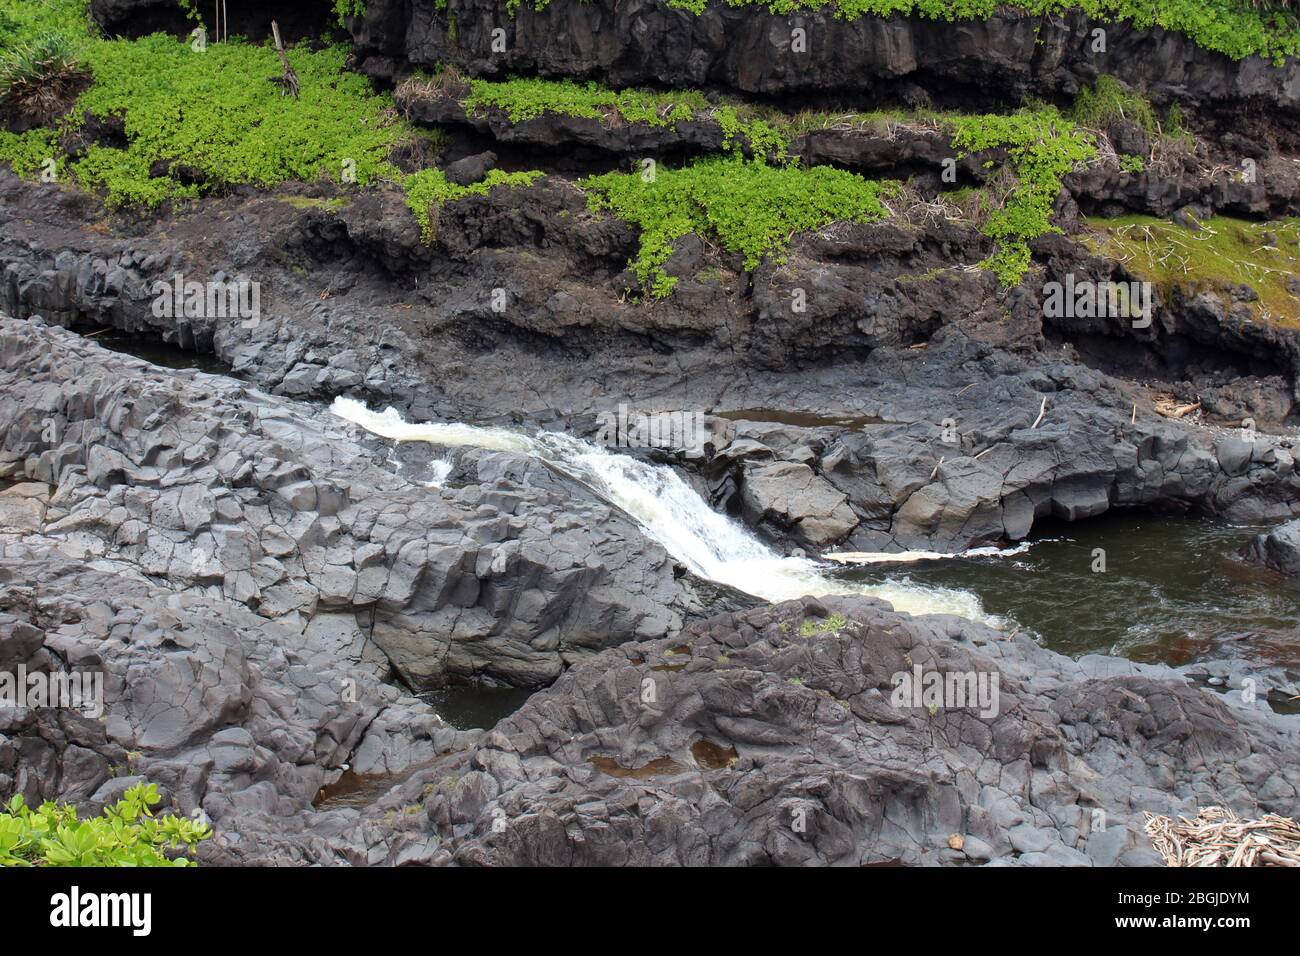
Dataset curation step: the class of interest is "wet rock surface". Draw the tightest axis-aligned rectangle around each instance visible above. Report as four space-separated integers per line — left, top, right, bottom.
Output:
1242 519 1300 578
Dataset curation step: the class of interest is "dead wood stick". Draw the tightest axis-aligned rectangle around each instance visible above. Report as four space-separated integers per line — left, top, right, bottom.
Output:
271 21 300 99
1031 396 1048 429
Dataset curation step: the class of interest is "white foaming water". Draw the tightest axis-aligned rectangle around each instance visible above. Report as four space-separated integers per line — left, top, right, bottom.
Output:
332 397 1010 625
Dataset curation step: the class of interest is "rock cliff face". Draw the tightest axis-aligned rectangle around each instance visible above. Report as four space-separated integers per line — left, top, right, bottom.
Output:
90 0 337 42
353 0 1300 142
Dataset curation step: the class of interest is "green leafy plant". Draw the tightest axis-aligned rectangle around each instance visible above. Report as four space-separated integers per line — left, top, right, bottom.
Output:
945 106 1097 283
0 127 61 178
403 166 545 240
0 783 212 867
582 156 896 297
462 75 707 126
1070 74 1161 134
67 34 406 207
438 73 790 158
332 0 367 26
799 613 848 636
0 0 91 53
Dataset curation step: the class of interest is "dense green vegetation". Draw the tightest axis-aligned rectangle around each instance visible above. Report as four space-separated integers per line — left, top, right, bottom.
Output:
454 74 791 158
0 1 1275 298
0 0 540 221
0 783 212 867
71 36 409 207
0 0 408 205
1081 215 1300 326
463 75 708 127
583 157 897 296
504 0 1300 63
421 72 1118 284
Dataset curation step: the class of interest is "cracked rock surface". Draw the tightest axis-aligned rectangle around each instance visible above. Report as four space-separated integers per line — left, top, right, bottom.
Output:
372 596 1300 867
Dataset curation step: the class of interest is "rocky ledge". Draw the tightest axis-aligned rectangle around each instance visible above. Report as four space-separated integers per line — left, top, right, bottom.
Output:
352 0 1300 144
360 596 1299 866
4 167 1298 557
0 317 742 688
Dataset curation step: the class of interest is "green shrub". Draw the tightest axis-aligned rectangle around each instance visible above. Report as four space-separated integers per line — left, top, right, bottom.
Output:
799 613 848 636
68 35 406 207
456 75 790 157
582 156 896 297
0 0 91 53
333 0 368 25
945 107 1097 283
464 75 707 126
403 166 545 240
0 783 212 867
0 127 61 178
1070 74 1161 133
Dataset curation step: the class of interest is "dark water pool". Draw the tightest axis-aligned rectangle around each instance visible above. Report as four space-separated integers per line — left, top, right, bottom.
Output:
419 684 535 731
844 515 1300 672
83 327 229 374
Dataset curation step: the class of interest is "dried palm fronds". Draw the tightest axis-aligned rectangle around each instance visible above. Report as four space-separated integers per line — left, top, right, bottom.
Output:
1145 807 1300 867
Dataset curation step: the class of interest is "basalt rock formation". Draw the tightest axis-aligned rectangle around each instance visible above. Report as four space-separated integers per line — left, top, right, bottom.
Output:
352 1 1300 145
0 318 739 688
2 0 1299 869
352 596 1300 867
4 165 1297 556
1242 518 1300 578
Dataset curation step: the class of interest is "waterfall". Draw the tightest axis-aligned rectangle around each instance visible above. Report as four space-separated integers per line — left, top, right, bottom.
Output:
331 398 1013 625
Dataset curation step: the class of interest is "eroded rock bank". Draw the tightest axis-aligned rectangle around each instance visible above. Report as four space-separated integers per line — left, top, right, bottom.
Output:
349 1 1300 141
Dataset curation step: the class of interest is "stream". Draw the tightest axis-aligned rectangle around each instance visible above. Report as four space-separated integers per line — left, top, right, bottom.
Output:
332 399 1300 687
